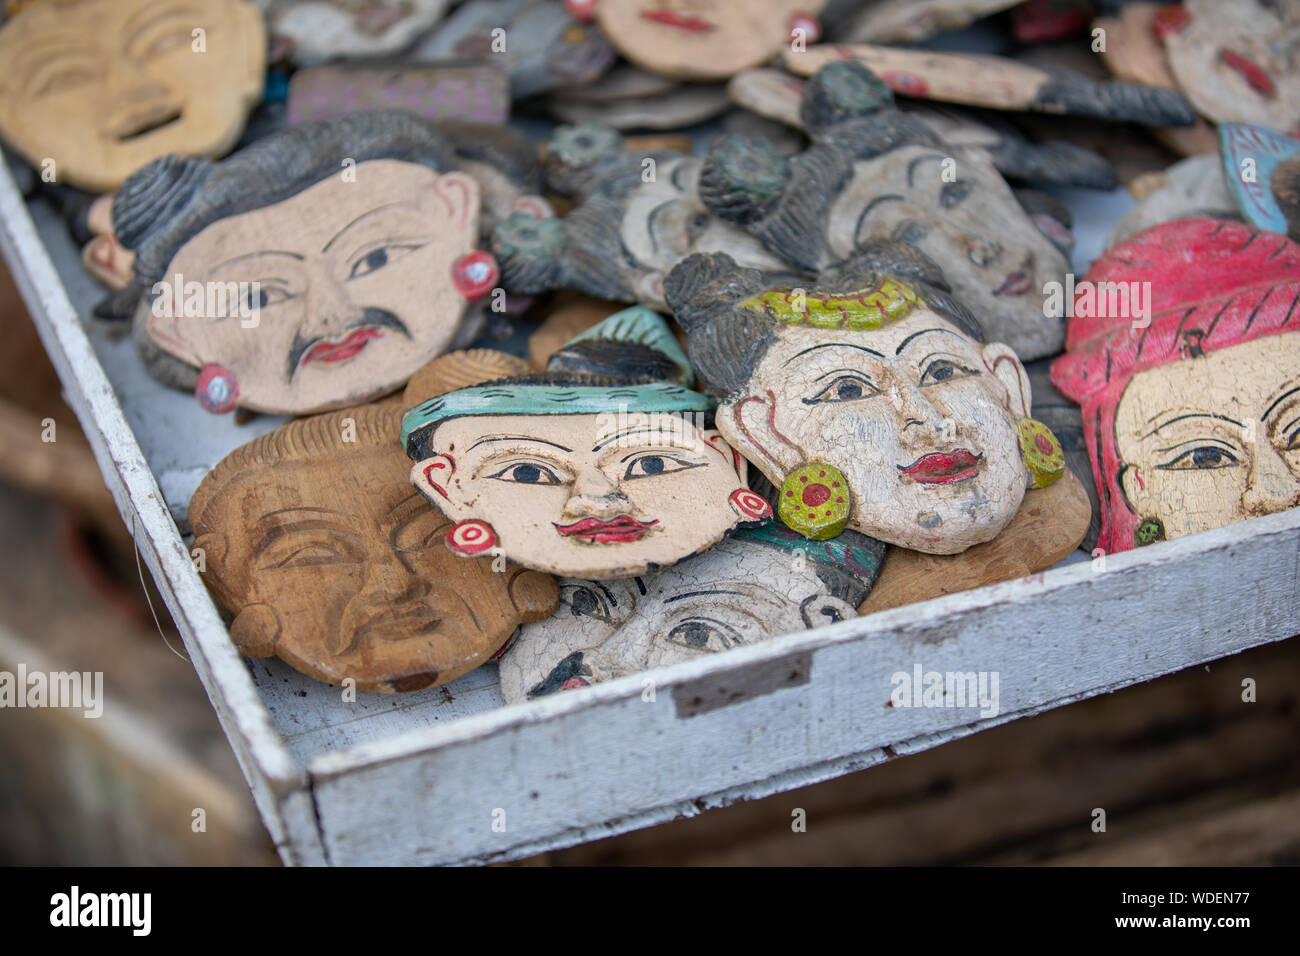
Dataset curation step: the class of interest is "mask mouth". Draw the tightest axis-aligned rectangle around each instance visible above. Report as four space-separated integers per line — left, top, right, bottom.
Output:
112 106 184 142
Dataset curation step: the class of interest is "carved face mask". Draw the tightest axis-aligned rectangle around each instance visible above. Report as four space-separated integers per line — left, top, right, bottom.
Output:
150 161 484 414
1052 219 1300 553
401 307 772 578
113 113 495 416
188 403 558 693
0 0 265 192
668 254 1052 555
498 522 882 703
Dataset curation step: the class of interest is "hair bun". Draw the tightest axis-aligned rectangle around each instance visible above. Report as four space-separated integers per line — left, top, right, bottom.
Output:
112 154 212 252
801 61 893 137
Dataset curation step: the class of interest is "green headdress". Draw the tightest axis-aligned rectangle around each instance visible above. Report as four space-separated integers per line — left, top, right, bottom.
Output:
402 306 713 460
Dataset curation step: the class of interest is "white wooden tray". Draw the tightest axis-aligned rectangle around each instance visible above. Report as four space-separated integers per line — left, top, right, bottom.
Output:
3 148 1297 866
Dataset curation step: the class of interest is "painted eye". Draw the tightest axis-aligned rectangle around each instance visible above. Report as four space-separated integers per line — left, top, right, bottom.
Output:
1161 446 1241 470
622 454 701 480
487 461 564 484
805 375 878 404
892 220 930 244
919 359 977 386
667 618 743 652
348 243 424 280
244 285 292 311
560 584 613 622
939 181 971 208
36 67 97 95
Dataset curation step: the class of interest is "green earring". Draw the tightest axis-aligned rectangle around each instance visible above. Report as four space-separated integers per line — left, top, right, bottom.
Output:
1018 418 1065 488
778 460 851 540
1135 517 1165 547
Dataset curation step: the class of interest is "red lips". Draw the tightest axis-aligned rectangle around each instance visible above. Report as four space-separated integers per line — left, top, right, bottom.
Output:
641 9 715 32
304 329 381 365
899 449 981 484
553 516 659 543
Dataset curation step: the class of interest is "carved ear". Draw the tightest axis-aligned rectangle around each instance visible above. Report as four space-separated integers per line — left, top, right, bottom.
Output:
981 343 1032 420
229 603 281 658
508 569 560 622
433 171 481 235
410 456 473 520
724 393 804 485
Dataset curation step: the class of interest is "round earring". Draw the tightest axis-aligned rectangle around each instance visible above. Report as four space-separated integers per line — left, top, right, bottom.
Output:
729 488 773 524
1135 517 1166 547
788 11 821 43
451 250 499 301
1018 418 1065 488
196 364 238 414
778 461 850 540
446 519 497 557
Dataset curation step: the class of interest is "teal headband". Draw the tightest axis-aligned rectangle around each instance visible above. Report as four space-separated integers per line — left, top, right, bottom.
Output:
402 381 714 458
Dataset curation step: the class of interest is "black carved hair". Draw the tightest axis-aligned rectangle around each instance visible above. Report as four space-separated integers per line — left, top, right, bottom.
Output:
665 242 984 402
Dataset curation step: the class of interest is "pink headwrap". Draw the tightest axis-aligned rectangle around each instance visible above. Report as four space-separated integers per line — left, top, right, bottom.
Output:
1050 219 1300 552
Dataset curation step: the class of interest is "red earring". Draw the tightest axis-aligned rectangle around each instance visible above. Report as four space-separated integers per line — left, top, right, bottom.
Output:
451 250 499 302
446 519 497 557
564 0 598 23
195 364 238 414
788 12 821 44
730 488 773 523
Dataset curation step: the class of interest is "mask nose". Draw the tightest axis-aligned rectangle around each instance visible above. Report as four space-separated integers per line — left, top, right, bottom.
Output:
99 59 181 140
336 546 432 654
891 378 954 446
306 273 365 339
1241 440 1300 516
561 468 630 519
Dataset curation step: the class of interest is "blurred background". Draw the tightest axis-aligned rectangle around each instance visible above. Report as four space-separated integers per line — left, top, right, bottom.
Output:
1 260 1297 866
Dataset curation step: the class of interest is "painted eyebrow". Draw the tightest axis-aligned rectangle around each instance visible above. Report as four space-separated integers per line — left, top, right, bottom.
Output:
468 435 574 452
592 426 697 452
663 587 786 610
1262 384 1300 422
781 342 886 367
321 202 420 254
907 153 947 187
1141 412 1244 439
212 250 304 270
18 42 98 75
894 327 963 355
646 199 676 256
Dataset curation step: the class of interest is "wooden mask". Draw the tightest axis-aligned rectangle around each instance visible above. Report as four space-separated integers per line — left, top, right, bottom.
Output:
491 123 792 310
1051 219 1300 554
402 307 771 578
574 0 826 82
188 401 559 693
0 0 265 193
113 111 497 416
499 521 883 703
696 61 1074 361
667 249 1049 556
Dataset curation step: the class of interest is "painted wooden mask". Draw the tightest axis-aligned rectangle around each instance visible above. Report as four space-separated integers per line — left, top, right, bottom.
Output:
667 247 1059 555
188 401 559 693
401 306 771 578
1051 219 1300 554
113 111 497 416
491 124 792 310
0 0 265 193
499 520 884 702
696 61 1074 361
